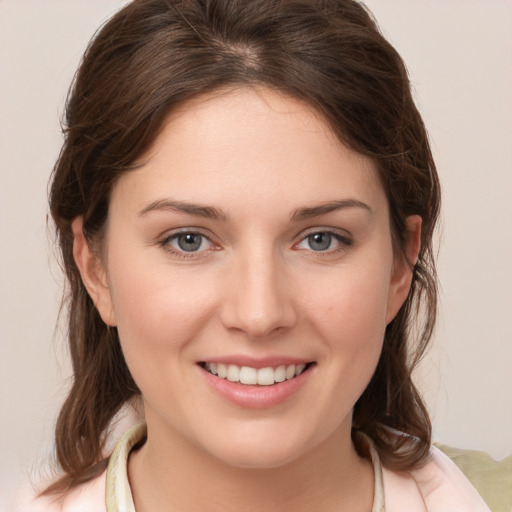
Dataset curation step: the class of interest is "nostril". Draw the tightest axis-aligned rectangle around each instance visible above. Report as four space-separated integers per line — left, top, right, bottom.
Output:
218 261 298 337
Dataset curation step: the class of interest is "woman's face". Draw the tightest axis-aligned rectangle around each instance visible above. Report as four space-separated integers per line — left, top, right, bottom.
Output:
80 87 417 469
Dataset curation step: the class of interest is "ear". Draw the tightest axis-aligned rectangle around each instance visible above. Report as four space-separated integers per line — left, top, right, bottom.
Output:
385 215 422 324
71 217 117 326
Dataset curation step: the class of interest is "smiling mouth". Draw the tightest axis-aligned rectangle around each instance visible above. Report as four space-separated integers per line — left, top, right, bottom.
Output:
200 362 314 386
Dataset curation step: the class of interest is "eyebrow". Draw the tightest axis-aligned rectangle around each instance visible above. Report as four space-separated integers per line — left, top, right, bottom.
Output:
138 199 228 221
291 199 372 220
138 198 371 222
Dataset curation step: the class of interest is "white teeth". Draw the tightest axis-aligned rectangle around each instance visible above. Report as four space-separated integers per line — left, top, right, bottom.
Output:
285 365 296 380
295 363 306 376
257 367 275 386
217 363 227 378
274 365 286 383
239 366 257 385
227 364 240 382
204 362 309 385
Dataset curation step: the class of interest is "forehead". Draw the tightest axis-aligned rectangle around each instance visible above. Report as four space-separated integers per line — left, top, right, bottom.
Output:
110 87 387 219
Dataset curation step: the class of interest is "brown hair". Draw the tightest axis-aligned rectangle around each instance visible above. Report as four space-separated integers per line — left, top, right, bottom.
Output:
46 0 440 494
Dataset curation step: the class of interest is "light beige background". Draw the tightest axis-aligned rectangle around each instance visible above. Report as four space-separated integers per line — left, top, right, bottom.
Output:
1 0 511 507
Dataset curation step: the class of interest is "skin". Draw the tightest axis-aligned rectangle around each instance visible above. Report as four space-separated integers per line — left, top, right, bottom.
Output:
73 87 421 512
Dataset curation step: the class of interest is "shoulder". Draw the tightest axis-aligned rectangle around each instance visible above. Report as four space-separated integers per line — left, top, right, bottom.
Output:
16 423 145 512
15 471 106 512
383 445 491 512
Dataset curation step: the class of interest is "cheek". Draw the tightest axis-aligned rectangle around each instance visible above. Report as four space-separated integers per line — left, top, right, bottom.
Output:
301 263 391 386
308 268 390 340
107 259 217 376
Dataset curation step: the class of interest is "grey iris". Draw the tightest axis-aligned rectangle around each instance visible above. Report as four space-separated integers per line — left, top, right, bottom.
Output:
308 232 331 251
178 233 202 251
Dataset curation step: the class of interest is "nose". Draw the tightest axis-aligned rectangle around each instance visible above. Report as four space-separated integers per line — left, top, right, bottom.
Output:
220 248 297 339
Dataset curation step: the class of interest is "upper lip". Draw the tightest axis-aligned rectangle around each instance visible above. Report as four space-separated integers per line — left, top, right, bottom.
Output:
198 356 313 369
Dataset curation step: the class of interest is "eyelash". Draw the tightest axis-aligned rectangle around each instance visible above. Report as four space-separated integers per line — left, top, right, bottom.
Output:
158 230 217 260
293 229 353 255
158 228 353 259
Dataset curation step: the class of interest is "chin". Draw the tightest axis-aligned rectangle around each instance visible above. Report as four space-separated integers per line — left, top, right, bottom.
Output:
213 445 301 470
194 425 320 470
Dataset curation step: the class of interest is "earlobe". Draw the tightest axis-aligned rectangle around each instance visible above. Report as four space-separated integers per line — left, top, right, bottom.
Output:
71 217 117 326
385 215 422 324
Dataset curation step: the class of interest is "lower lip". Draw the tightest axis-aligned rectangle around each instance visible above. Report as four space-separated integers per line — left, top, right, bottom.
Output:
199 364 314 409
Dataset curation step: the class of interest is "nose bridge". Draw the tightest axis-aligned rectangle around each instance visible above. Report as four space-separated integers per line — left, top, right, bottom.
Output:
221 243 296 338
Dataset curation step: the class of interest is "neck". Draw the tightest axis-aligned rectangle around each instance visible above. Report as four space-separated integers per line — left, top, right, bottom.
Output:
128 416 374 512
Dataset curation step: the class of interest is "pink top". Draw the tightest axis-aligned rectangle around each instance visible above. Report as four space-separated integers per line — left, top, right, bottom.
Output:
18 424 490 512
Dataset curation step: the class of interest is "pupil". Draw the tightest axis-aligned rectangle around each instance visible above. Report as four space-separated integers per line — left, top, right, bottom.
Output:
309 232 331 251
178 233 202 251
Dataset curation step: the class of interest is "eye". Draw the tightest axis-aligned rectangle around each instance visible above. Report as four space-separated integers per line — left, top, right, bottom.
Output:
163 231 213 254
306 232 333 251
295 230 352 253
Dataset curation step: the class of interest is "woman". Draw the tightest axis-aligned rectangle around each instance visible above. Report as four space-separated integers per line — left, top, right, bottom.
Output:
27 0 490 510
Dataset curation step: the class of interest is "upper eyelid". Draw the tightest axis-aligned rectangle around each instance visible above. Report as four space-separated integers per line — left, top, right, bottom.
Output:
160 227 214 241
157 227 352 247
159 229 216 252
295 226 352 240
292 229 354 252
159 231 216 259
293 228 353 251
